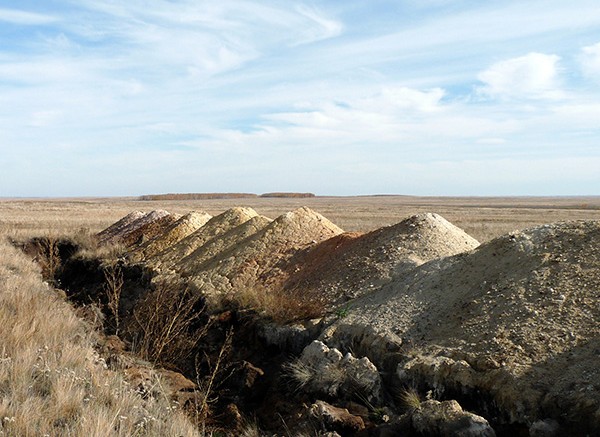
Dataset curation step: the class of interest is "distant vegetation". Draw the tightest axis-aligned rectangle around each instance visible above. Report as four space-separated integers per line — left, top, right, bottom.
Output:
139 192 316 200
260 192 315 198
139 193 258 200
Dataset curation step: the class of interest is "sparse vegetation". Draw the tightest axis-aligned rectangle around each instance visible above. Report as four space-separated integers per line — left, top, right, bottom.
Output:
283 359 315 392
104 262 124 335
231 285 326 323
129 283 212 366
34 235 62 282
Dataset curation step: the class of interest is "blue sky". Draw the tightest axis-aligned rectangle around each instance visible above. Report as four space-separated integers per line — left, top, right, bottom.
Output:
1 0 599 197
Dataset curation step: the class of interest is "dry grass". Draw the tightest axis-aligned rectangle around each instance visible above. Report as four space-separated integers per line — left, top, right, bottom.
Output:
230 285 326 323
1 195 599 242
0 238 200 436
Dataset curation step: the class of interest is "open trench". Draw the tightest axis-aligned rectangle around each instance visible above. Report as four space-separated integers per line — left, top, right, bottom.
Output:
19 236 545 436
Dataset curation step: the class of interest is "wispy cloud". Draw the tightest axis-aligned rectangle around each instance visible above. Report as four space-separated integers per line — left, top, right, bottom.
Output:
0 8 57 25
1 1 599 196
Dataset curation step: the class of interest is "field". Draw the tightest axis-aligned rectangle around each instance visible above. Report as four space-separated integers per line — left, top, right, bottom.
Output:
2 195 600 241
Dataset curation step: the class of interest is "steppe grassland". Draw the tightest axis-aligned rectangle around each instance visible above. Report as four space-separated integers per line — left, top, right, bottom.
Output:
1 196 599 241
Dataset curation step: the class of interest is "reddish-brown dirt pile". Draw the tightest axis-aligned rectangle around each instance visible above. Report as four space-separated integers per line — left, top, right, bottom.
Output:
119 211 181 248
149 207 259 269
127 211 212 262
284 213 479 304
96 210 146 245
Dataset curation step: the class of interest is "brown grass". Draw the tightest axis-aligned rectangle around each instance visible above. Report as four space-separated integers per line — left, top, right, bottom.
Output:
0 238 200 436
1 195 599 242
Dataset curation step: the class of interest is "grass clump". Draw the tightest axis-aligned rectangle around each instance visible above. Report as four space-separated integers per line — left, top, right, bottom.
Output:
399 387 422 411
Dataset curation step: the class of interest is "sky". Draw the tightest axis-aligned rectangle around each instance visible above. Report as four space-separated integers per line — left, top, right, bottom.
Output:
1 0 599 197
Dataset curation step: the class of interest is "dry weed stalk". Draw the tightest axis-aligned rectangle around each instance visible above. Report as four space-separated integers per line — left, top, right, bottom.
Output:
195 327 234 434
35 236 61 281
132 283 212 365
234 284 326 323
103 262 124 335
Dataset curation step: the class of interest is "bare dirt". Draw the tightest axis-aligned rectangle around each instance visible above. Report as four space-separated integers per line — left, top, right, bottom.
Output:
182 206 343 297
127 211 212 262
283 213 479 305
324 219 600 433
149 207 259 269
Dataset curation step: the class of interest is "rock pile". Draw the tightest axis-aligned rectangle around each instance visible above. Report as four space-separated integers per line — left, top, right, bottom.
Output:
97 207 600 434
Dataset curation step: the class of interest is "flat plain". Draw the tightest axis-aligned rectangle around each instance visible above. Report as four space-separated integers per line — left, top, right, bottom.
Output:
1 195 599 242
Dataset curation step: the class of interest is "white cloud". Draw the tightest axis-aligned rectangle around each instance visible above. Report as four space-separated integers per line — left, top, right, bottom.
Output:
0 8 57 25
580 42 600 78
477 53 563 99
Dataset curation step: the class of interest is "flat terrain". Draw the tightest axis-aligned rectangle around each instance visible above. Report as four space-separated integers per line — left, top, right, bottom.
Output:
1 195 599 241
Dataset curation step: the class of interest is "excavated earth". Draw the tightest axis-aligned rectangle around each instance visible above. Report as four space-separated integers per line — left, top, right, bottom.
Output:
45 208 600 435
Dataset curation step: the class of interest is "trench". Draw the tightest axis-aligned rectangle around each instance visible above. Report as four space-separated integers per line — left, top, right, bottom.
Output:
18 236 553 436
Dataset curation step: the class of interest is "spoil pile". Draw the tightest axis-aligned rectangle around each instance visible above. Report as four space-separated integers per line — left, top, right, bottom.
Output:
174 215 272 274
96 211 145 245
149 207 258 269
127 211 212 262
183 207 343 296
325 220 600 432
119 211 181 248
284 213 479 304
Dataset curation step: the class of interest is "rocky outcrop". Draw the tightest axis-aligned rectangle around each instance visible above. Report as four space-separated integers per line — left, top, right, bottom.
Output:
291 340 382 403
410 399 495 436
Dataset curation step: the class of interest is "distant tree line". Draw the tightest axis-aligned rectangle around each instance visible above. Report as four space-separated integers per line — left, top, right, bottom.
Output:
138 192 315 201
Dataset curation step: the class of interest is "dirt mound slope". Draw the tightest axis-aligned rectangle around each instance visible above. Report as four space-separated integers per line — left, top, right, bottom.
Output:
284 213 479 303
325 220 600 431
175 215 272 274
118 211 181 248
127 211 212 262
149 207 259 269
184 207 344 296
96 211 146 245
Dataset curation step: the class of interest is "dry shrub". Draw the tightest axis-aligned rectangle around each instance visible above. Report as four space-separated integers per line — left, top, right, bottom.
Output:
104 263 124 335
233 285 326 323
130 283 211 366
34 236 62 281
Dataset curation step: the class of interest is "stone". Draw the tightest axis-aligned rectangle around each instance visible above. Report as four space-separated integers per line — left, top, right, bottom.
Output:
411 399 495 437
310 400 365 433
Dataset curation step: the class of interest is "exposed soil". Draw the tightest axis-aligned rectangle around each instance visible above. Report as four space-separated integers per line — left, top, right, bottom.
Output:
17 208 600 436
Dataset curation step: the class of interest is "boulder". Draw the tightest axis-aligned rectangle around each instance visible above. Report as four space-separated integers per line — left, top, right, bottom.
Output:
411 399 495 437
310 400 365 433
294 340 382 403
